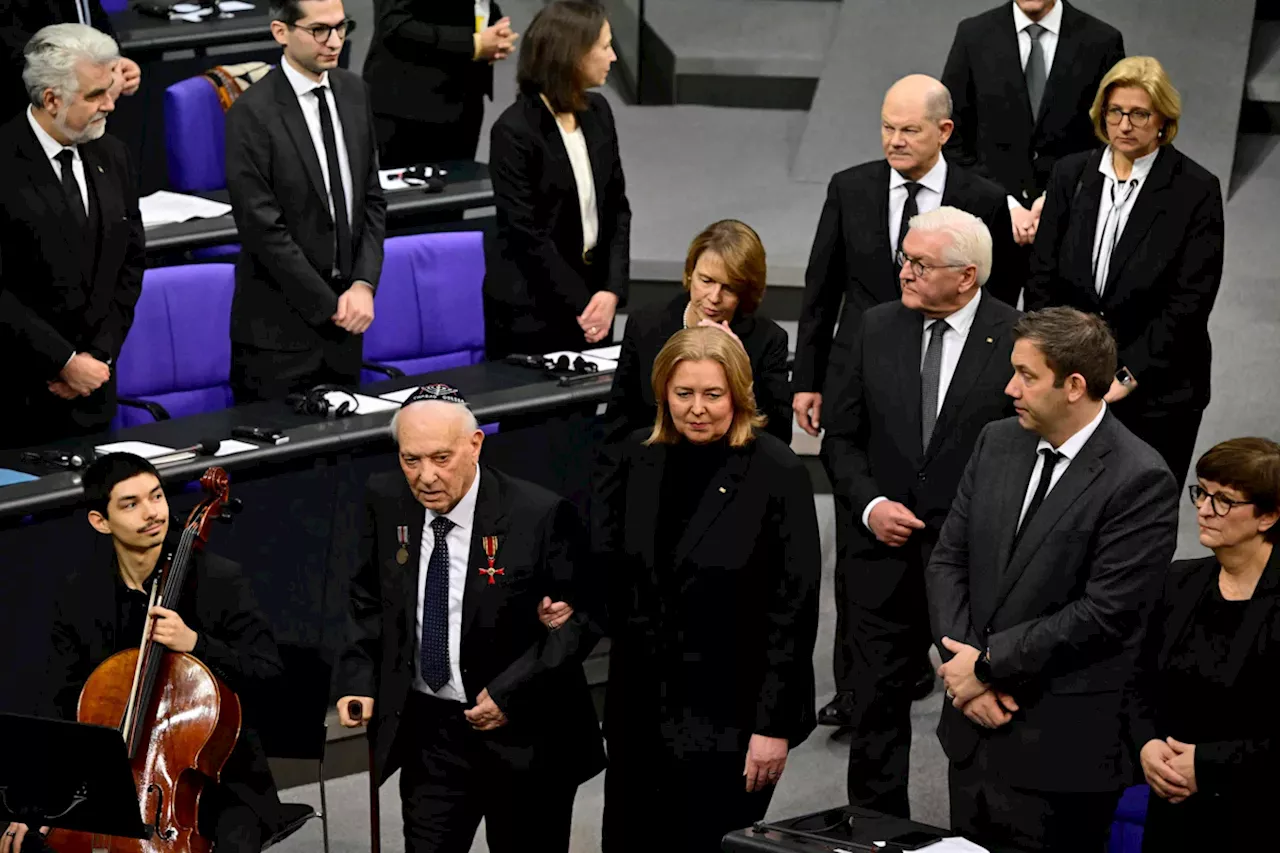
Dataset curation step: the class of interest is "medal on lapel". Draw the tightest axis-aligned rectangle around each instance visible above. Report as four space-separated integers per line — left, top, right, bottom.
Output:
478 535 504 585
396 525 409 565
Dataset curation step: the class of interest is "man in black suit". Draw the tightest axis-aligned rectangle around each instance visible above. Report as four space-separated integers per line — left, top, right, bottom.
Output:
795 74 1017 727
926 307 1179 852
364 0 517 166
943 0 1124 244
0 23 143 449
0 0 142 120
225 0 386 402
3 453 283 853
821 207 1020 818
336 384 605 853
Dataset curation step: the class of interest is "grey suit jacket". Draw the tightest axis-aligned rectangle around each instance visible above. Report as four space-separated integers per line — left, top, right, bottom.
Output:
925 410 1178 792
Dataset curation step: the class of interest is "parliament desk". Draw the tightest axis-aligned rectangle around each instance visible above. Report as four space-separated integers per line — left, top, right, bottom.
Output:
145 162 495 261
0 361 612 716
725 806 1014 852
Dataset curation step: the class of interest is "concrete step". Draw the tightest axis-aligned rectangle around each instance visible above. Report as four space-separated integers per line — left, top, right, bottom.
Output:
1246 20 1280 103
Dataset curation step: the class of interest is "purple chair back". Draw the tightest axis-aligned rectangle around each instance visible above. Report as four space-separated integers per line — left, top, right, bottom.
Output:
113 265 235 429
1108 785 1149 853
99 0 129 11
164 76 228 192
362 232 487 383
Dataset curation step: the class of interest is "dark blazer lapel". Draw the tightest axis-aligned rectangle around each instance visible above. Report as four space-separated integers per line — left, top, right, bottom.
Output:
1070 152 1107 298
992 429 1040 578
395 486 427 650
994 414 1115 614
531 95 583 250
1222 548 1280 687
1103 147 1175 297
15 121 82 258
80 144 122 291
461 468 508 640
328 73 367 211
671 446 753 567
994 4 1034 128
891 308 925 461
925 295 1005 462
1037 3 1082 127
1157 560 1215 665
627 444 663 574
579 104 610 221
864 162 897 300
273 70 328 208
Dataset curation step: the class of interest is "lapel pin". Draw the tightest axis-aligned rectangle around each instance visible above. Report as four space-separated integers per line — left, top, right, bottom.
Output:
97 165 104 173
986 337 993 344
718 486 727 494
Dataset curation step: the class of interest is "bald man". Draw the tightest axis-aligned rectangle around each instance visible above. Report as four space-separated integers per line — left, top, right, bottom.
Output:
795 75 1018 738
334 384 604 853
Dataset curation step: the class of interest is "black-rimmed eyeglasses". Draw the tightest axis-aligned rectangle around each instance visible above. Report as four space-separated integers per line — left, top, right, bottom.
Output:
895 250 969 279
1104 107 1154 129
1188 484 1253 517
287 18 357 44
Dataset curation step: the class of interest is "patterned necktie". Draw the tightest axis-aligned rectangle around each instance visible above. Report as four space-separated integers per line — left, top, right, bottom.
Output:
920 319 949 450
898 181 923 255
55 150 87 231
312 87 352 280
420 516 454 692
1024 23 1047 118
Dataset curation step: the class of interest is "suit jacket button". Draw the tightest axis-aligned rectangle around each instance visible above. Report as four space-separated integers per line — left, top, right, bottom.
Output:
917 472 926 482
1022 190 1030 200
983 626 993 637
1033 152 1039 161
395 709 402 718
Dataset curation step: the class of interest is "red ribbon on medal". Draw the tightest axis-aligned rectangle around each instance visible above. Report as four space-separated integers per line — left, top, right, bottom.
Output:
479 535 504 585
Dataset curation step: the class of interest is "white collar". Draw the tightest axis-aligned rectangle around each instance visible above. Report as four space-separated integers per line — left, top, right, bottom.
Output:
1037 401 1107 458
925 288 982 338
1013 0 1063 35
428 465 481 536
1099 145 1160 185
890 153 947 196
279 53 330 99
26 106 78 163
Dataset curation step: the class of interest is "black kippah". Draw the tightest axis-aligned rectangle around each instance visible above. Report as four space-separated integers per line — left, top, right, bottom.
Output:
399 383 467 408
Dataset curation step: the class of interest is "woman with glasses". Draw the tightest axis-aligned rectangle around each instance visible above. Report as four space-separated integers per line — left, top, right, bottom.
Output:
1124 437 1280 850
1025 56 1224 484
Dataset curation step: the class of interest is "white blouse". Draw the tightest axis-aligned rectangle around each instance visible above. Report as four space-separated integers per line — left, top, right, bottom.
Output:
555 120 599 253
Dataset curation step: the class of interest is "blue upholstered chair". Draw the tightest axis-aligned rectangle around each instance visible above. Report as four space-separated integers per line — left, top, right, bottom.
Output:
1108 784 1149 853
113 264 236 428
164 75 229 193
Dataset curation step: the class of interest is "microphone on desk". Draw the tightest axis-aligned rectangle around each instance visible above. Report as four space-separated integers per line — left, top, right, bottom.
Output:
20 449 91 470
151 438 222 466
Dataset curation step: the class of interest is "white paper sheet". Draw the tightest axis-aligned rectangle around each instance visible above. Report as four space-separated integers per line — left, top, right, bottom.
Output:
912 838 989 853
214 439 258 457
95 440 178 459
325 392 400 415
582 344 621 360
139 191 233 227
378 166 447 191
541 350 618 371
377 387 420 404
217 1 255 10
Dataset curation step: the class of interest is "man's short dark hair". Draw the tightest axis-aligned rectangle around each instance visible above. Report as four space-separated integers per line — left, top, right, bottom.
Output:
1012 307 1117 400
268 0 306 25
516 1 607 114
1196 438 1280 543
83 453 161 518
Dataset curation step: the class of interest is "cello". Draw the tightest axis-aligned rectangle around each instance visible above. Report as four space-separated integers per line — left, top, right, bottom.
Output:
47 467 242 853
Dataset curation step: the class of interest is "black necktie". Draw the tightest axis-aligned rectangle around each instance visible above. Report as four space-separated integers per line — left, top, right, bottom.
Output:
920 319 949 450
55 149 87 231
1016 448 1063 544
420 516 454 692
312 87 352 280
898 181 922 255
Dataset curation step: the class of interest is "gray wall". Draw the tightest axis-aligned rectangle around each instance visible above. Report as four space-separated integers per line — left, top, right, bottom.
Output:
792 0 1256 187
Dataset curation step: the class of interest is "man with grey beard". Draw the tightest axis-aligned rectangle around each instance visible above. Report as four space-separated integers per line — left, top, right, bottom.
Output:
0 23 144 449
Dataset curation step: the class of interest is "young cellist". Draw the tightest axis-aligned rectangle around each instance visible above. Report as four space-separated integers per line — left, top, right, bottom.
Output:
1 453 284 853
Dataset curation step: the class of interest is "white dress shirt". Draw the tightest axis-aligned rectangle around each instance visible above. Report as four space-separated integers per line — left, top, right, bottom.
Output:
861 289 984 529
889 155 947 258
1006 0 1064 210
27 107 88 213
556 120 599 253
279 56 354 236
1017 401 1107 528
413 466 482 702
1091 146 1159 296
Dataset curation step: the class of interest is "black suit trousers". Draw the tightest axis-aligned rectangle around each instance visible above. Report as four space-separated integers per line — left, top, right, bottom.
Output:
839 534 935 818
397 691 576 853
230 334 362 404
374 98 485 167
949 755 1120 853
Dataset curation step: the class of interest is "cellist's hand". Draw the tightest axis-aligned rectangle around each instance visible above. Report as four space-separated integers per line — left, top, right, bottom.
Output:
2 823 49 853
148 606 198 653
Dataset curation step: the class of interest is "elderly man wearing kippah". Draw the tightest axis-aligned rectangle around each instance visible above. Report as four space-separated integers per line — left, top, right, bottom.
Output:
333 384 604 853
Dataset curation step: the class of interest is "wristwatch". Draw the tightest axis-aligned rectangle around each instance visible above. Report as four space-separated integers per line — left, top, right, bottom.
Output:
1115 367 1136 388
974 649 993 685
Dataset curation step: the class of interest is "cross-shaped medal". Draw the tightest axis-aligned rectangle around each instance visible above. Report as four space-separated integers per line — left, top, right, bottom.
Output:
479 535 504 585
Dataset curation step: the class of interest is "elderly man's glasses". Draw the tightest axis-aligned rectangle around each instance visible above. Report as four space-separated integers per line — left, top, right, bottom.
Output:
1105 107 1154 128
288 19 357 43
1188 484 1253 517
895 250 969 278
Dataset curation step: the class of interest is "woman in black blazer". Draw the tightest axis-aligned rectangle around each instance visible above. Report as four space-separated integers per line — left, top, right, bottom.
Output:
483 0 631 358
1124 438 1280 849
595 326 820 853
602 219 792 449
1026 57 1224 484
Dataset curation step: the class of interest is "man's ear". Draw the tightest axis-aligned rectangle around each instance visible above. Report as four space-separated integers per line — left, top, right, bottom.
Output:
88 509 111 535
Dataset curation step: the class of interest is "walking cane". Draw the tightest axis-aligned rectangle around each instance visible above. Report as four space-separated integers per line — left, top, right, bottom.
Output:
347 700 381 853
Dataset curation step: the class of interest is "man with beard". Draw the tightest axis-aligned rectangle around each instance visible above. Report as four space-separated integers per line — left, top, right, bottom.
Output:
0 23 144 448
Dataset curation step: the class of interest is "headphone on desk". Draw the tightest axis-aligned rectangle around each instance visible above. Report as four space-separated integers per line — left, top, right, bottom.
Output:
286 385 359 418
545 355 599 374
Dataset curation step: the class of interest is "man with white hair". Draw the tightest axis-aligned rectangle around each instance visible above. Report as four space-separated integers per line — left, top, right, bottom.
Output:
335 384 604 853
0 22 144 449
820 206 1021 818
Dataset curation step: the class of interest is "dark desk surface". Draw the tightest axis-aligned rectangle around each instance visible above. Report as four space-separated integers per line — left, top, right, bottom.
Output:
113 9 275 56
0 361 612 521
725 806 1004 852
145 163 494 253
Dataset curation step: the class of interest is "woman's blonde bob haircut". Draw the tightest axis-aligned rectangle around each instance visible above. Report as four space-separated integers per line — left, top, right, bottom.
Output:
682 219 768 316
646 326 765 447
1089 56 1181 146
